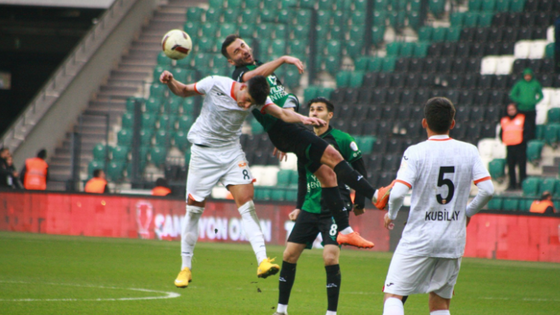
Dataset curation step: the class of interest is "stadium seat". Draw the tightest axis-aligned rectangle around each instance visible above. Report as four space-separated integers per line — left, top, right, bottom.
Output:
522 177 541 197
145 97 162 114
528 40 548 59
501 198 520 211
154 129 170 148
495 56 515 75
514 41 531 59
480 57 499 75
488 158 506 180
111 145 129 162
139 129 154 146
93 143 108 161
173 130 190 152
543 123 560 147
117 128 133 146
149 146 167 167
486 196 503 210
107 161 125 182
87 160 105 178
539 177 558 195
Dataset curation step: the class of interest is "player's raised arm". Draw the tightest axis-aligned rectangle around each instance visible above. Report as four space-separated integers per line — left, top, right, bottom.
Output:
263 104 325 126
240 56 304 82
160 70 199 98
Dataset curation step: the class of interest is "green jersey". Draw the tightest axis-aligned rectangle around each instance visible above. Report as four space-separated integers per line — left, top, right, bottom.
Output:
232 61 299 131
301 127 362 214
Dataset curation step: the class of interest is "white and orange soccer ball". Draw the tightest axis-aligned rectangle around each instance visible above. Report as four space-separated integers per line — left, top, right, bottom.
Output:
161 29 192 60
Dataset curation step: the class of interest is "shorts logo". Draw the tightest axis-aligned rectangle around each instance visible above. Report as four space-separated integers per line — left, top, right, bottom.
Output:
238 162 247 167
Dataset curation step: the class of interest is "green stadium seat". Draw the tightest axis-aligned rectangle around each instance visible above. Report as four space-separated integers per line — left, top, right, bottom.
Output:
522 177 541 197
139 129 154 146
111 145 129 162
289 39 307 56
274 24 288 40
318 87 334 99
157 52 172 66
526 140 544 163
295 9 312 26
482 0 496 11
349 71 364 88
368 57 383 72
450 12 465 26
271 189 286 201
183 21 199 37
317 10 332 26
536 124 545 140
354 57 370 71
389 11 406 29
181 99 196 116
489 158 506 180
486 196 503 210
121 112 134 129
418 26 432 41
107 161 125 181
244 0 261 8
165 97 182 115
400 42 416 57
357 135 376 154
407 11 421 30
446 27 461 41
371 26 385 45
173 130 190 152
126 97 143 112
170 67 188 82
178 115 195 131
349 25 365 42
502 198 520 211
409 0 421 11
93 143 108 161
255 187 272 201
468 0 482 11
149 146 167 167
219 23 236 37
240 8 258 23
284 70 301 89
154 129 170 148
157 114 176 131
251 118 264 135
200 23 219 39
271 39 287 55
381 56 396 72
304 86 319 102
464 12 479 28
548 108 560 123
478 12 493 27
293 25 310 39
546 43 554 59
414 41 430 57
277 169 294 186
186 7 205 22
509 0 525 12
141 113 157 130
429 0 445 16
222 8 239 23
145 97 162 113
277 9 289 24
543 123 560 146
495 0 510 12
238 24 254 38
318 0 334 10
539 178 558 195
117 128 133 146
153 66 166 82
256 23 274 39
88 160 105 178
350 11 366 25
386 42 402 56
373 10 387 27
286 189 298 202
205 8 222 22
259 9 276 23
150 82 166 98
324 56 339 75
432 27 447 42
345 41 362 59
336 71 351 87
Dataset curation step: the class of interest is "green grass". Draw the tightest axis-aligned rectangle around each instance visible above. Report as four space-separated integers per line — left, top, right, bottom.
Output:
1 231 559 314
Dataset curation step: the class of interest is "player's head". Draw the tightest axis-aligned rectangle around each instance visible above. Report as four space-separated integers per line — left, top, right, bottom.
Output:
307 97 334 124
0 147 9 159
237 75 270 109
423 97 455 134
37 149 47 160
93 169 105 179
222 34 254 66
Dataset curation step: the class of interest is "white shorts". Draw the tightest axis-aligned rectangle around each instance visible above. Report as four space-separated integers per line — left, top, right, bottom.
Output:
186 143 254 202
383 252 462 299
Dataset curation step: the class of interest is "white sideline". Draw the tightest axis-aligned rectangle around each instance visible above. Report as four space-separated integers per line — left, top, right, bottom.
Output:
0 280 180 302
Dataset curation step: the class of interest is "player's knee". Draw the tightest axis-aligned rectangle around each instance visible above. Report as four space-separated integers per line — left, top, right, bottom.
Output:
321 146 344 167
315 166 337 187
283 249 299 263
238 200 256 215
186 205 204 216
323 247 339 265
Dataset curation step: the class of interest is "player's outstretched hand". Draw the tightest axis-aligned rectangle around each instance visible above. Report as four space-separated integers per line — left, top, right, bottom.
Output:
289 209 300 221
272 148 288 162
160 70 174 84
384 212 395 230
302 117 326 127
352 204 365 216
283 56 304 74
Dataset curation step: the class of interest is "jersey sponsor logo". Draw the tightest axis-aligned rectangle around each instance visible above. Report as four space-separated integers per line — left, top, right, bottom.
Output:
425 210 460 221
350 141 359 151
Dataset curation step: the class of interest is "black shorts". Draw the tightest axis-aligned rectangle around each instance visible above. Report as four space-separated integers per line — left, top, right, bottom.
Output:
287 210 340 247
268 120 329 173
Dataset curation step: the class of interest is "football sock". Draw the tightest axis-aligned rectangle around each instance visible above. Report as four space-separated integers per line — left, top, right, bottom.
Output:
430 311 450 315
181 205 204 269
276 304 288 314
321 187 350 231
238 201 267 264
326 311 337 315
278 261 297 306
325 264 341 313
383 297 404 315
333 161 375 200
339 226 354 235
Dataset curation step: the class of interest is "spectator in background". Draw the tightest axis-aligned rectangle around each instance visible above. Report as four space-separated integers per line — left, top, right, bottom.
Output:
152 177 171 196
0 150 22 189
20 149 49 191
530 191 556 214
84 169 108 194
500 104 528 191
509 68 543 140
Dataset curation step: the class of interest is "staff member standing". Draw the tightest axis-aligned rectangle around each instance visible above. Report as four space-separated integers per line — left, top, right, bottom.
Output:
21 149 49 190
84 169 109 193
500 103 528 191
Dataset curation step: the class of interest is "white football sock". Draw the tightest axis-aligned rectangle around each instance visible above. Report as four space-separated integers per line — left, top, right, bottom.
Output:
277 304 288 313
181 205 203 270
430 310 450 315
372 189 379 203
326 311 337 315
238 200 267 264
383 297 404 315
340 226 354 235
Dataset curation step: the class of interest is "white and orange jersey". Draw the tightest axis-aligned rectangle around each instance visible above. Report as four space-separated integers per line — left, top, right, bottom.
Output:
393 134 491 258
187 76 273 147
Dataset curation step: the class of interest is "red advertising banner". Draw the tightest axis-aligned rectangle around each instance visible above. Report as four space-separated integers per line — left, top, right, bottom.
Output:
0 191 389 251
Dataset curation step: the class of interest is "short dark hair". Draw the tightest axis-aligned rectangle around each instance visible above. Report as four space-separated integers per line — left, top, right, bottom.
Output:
155 177 168 187
424 97 455 133
247 75 270 105
37 149 47 159
93 169 102 178
307 97 334 113
221 34 241 58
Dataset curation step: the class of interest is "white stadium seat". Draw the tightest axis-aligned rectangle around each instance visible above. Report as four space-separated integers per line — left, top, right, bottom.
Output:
480 56 499 74
250 166 266 186
279 152 298 170
536 102 550 124
259 166 279 186
495 56 515 75
477 138 498 159
540 88 555 107
528 40 548 59
550 89 560 108
491 139 507 159
547 26 555 43
513 41 531 59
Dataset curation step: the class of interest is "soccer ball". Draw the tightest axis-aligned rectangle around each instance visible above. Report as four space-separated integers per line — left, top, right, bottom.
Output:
161 29 192 60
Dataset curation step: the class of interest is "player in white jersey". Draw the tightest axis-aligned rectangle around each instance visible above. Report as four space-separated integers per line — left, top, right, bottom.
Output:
159 71 325 288
382 97 494 315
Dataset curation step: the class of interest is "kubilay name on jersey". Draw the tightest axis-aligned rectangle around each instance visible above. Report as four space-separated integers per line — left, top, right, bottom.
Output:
425 210 460 221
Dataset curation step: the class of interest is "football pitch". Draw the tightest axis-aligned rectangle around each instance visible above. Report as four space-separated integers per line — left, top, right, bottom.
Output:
1 231 559 314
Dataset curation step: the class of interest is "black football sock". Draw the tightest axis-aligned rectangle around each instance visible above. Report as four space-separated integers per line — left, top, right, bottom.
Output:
322 187 350 231
333 161 375 200
326 264 341 312
278 261 297 305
